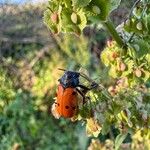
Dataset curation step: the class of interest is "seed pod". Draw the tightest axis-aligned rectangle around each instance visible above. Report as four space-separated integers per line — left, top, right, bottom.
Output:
135 69 142 77
51 12 59 24
136 22 143 30
92 6 101 14
119 62 126 71
71 12 78 24
108 86 116 96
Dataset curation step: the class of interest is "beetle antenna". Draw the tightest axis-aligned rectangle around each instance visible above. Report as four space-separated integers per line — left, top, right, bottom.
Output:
58 68 66 72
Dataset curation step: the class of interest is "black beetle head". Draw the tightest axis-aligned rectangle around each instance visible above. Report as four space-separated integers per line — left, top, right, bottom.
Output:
59 71 80 88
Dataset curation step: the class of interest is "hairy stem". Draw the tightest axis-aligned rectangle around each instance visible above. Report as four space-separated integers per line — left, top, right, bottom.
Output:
103 19 126 48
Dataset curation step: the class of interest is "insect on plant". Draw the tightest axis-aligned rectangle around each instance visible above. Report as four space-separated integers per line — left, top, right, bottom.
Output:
51 69 98 119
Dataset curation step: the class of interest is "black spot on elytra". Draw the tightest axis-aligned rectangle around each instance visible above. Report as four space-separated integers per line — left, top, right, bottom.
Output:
65 106 69 109
72 91 76 95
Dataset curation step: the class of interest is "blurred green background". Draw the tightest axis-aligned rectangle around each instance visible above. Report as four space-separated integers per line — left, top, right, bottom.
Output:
0 1 137 150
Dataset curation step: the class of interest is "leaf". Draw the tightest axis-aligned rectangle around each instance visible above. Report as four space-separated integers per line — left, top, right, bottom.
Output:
115 133 128 150
64 0 72 7
85 0 110 21
146 54 150 66
77 9 87 30
133 40 149 57
142 70 150 82
109 65 120 78
72 0 92 8
86 0 121 21
101 49 111 66
145 14 150 33
101 121 110 135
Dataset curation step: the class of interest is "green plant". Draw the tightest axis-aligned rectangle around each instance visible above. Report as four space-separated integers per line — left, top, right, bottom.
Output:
44 0 150 149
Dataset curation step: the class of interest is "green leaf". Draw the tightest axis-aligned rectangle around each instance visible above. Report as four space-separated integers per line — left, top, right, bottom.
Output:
146 14 150 33
64 0 72 7
142 70 150 82
76 9 87 30
101 121 110 135
85 0 121 21
115 133 128 150
72 0 92 8
109 65 120 78
133 40 149 57
146 54 150 66
85 0 110 21
101 49 111 66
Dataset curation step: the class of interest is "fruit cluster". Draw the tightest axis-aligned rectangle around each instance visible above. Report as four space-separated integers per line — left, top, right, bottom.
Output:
44 0 121 35
101 40 150 87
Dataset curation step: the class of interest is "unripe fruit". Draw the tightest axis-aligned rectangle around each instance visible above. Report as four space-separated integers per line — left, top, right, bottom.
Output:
108 86 116 96
135 69 142 77
119 62 126 71
136 22 143 30
92 6 101 14
51 12 58 24
71 12 78 24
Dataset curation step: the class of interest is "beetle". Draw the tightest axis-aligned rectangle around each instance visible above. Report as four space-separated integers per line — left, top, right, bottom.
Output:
51 69 98 119
52 84 78 118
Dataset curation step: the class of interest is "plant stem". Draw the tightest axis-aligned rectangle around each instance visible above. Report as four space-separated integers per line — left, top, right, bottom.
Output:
103 19 126 48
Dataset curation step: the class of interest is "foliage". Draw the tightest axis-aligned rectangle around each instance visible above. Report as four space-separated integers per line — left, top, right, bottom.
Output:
0 0 150 149
0 4 92 150
44 0 121 34
44 0 150 149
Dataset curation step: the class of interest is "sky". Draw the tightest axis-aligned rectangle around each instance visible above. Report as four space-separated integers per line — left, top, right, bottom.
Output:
0 0 47 4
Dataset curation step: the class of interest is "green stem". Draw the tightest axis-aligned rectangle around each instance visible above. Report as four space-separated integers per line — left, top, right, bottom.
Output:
103 19 126 48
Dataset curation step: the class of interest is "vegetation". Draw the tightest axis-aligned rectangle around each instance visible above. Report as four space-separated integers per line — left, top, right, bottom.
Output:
0 0 150 149
44 0 150 149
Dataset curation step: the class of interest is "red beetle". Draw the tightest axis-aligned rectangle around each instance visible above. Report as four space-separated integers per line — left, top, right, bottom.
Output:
52 84 78 118
51 70 98 119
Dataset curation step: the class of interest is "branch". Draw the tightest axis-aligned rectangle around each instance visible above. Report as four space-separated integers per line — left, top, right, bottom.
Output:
103 19 127 49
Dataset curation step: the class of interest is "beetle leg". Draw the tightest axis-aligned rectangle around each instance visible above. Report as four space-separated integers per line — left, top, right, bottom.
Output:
78 82 98 91
78 84 90 95
78 84 90 90
76 88 86 104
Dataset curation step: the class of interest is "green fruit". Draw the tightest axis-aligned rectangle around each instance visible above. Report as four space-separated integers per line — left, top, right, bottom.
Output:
136 22 143 30
71 12 78 24
92 5 101 14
